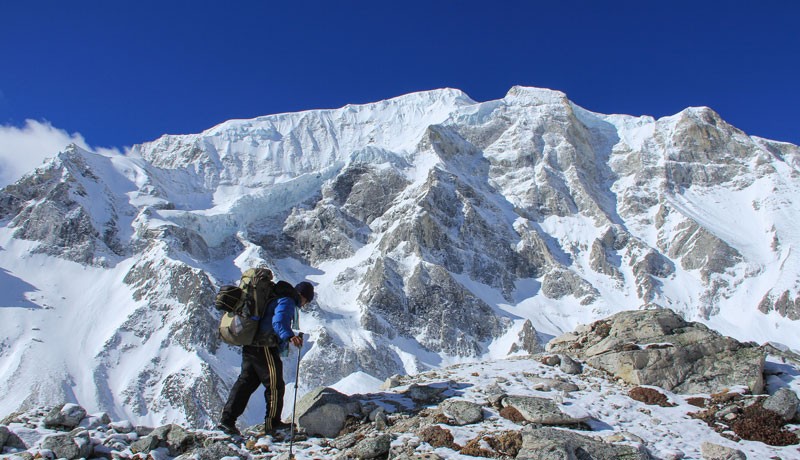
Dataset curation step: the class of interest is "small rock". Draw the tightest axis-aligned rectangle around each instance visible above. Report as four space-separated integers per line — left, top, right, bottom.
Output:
558 354 583 374
79 412 111 430
331 432 361 450
371 407 389 430
661 449 686 460
180 440 242 460
403 383 449 405
110 419 135 433
348 433 392 459
700 441 746 460
381 375 402 390
541 355 561 366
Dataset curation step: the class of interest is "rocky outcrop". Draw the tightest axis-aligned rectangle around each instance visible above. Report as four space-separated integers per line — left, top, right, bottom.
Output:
509 319 545 355
759 289 800 320
0 145 126 265
358 258 508 357
547 308 765 394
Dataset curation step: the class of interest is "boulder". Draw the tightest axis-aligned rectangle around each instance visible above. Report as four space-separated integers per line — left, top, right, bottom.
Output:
502 396 589 425
762 387 799 421
130 433 160 454
165 424 200 456
0 425 26 450
176 440 242 460
79 412 111 430
381 374 402 390
130 424 194 455
516 426 650 459
700 441 746 460
348 433 392 459
295 387 362 438
43 403 87 431
439 400 484 425
402 382 451 406
547 308 765 394
525 376 579 393
558 354 583 375
40 433 91 460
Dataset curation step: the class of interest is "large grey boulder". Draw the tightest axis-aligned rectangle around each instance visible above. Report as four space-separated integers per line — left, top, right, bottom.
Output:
295 387 363 438
43 403 87 431
762 387 800 421
0 426 26 450
547 308 765 394
502 396 589 425
516 426 650 459
439 400 484 425
40 433 91 460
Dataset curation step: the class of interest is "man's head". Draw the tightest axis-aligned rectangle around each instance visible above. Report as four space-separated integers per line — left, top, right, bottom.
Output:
295 281 315 307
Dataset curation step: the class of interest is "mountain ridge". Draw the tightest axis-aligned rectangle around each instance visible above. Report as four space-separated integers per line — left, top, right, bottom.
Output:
0 86 798 428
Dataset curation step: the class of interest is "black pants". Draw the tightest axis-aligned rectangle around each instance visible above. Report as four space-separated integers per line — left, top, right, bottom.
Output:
220 345 285 429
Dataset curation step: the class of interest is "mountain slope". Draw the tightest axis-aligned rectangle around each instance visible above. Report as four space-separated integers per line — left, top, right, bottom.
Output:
0 86 798 427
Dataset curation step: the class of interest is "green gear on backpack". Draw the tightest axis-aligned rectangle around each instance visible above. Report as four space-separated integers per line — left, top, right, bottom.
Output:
217 268 281 347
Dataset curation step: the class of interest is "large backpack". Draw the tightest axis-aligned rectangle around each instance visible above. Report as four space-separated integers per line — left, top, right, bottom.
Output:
216 268 287 347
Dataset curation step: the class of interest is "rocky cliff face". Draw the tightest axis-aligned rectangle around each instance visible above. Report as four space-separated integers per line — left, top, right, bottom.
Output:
1 86 798 427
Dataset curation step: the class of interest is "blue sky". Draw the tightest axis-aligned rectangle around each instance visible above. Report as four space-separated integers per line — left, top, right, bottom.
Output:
1 1 798 155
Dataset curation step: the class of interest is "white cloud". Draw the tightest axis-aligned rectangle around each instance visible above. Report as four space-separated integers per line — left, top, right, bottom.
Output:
0 120 123 188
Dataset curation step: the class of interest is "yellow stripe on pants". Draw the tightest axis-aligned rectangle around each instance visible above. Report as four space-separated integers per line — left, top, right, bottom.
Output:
264 346 279 429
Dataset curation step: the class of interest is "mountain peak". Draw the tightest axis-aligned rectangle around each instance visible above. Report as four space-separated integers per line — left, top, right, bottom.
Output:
504 86 569 106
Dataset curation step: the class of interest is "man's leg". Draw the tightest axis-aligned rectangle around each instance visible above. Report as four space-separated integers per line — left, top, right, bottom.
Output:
219 347 262 428
253 346 286 431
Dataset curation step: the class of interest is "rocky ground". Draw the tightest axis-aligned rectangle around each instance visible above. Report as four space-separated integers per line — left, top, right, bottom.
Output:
2 309 799 459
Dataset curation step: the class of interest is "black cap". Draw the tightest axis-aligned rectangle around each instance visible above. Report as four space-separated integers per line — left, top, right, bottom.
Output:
295 281 315 303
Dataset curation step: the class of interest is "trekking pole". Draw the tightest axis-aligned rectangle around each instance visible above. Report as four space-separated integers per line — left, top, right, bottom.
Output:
289 332 304 459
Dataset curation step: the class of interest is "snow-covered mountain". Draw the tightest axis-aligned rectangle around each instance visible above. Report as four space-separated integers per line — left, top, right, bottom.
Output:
1 86 798 428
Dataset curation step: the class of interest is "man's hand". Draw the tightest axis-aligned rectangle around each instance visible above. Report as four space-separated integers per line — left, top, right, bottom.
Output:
289 335 303 348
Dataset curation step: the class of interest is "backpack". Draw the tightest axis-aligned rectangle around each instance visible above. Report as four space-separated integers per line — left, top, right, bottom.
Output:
216 267 286 347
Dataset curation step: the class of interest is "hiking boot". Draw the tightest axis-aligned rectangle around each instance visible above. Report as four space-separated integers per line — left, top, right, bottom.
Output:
263 420 294 436
271 420 294 431
216 421 241 437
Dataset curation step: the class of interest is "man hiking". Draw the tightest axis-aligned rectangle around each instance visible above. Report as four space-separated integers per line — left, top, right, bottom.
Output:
216 279 315 437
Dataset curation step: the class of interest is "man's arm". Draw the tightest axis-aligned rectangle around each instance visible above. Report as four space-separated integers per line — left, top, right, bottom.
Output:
272 297 297 342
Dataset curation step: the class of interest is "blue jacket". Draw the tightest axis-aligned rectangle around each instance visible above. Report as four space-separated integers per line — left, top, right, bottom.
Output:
260 296 296 346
